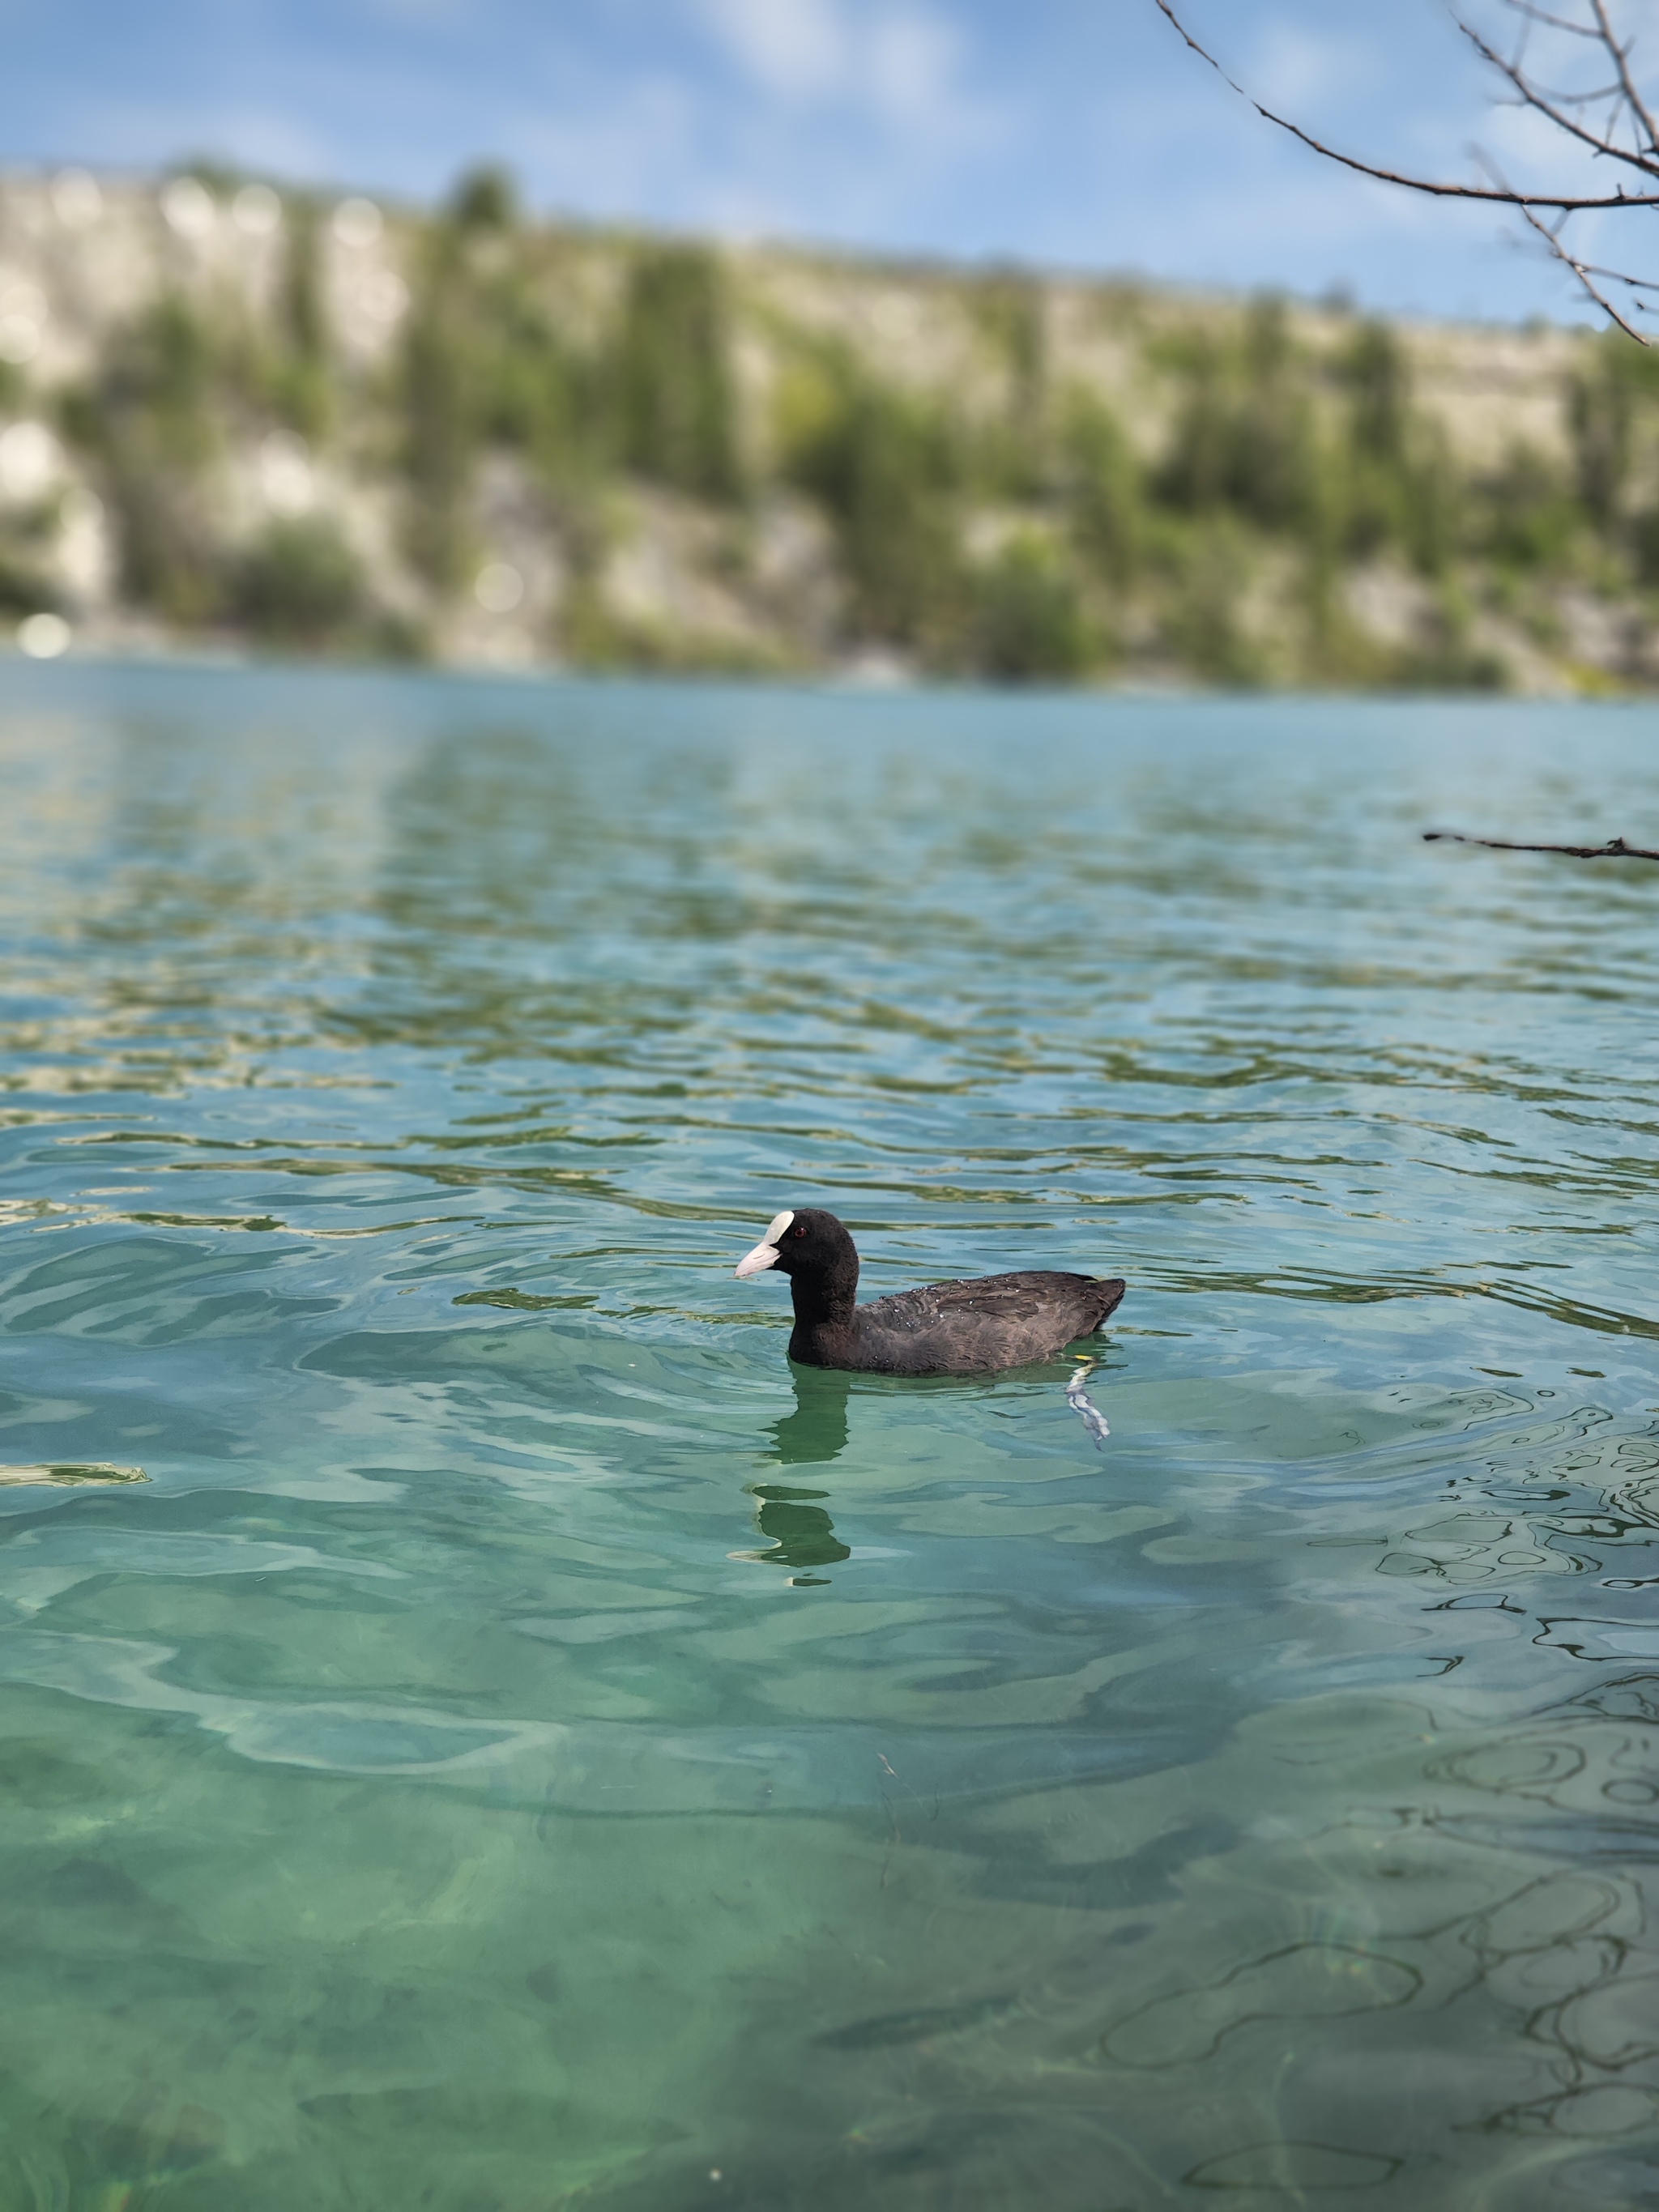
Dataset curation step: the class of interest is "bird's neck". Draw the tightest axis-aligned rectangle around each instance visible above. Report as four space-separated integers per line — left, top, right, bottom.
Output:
788 1260 858 1332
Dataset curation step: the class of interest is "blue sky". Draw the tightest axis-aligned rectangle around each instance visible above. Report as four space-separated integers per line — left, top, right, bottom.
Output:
0 0 1627 325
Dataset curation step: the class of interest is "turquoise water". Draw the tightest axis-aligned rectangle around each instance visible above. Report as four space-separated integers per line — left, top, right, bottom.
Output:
2 666 1659 2209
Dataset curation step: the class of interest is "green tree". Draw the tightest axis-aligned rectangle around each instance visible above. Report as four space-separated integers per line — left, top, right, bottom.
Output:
785 364 965 653
400 225 481 588
449 165 518 232
271 199 331 440
235 515 365 649
63 296 224 621
972 535 1094 682
1226 297 1316 532
1060 392 1141 588
617 246 740 500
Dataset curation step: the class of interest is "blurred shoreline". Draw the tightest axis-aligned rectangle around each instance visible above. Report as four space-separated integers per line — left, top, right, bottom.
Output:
2 163 1653 694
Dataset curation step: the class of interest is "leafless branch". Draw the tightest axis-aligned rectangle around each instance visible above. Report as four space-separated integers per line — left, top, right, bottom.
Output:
1591 0 1659 151
1499 80 1628 110
1473 140 1653 333
1424 831 1659 858
1153 1 1659 207
1514 194 1648 336
1572 261 1659 292
1454 12 1659 177
1508 0 1607 35
1154 0 1659 339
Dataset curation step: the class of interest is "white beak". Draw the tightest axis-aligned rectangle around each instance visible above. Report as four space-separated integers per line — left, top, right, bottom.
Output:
734 1209 795 1277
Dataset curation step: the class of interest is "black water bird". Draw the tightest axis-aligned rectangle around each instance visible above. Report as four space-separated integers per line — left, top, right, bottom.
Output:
734 1208 1125 1376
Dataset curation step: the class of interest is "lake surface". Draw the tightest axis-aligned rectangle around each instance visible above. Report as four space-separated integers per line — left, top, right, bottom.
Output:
2 665 1659 2209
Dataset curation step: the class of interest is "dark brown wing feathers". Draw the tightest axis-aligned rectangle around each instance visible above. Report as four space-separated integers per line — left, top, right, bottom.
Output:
849 1271 1125 1374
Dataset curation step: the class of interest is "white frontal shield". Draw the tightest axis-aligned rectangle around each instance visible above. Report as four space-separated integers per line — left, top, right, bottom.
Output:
734 1210 795 1277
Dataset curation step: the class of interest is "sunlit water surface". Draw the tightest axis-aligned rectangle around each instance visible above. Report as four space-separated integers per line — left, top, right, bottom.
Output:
2 666 1659 2209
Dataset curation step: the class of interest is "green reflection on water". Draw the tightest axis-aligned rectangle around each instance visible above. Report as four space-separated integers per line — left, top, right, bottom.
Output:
2 667 1659 2206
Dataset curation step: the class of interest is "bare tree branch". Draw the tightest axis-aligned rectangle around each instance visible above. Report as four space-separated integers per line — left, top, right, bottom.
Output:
1454 11 1659 177
1495 80 1629 111
1513 194 1648 336
1154 0 1659 339
1424 831 1659 858
1152 0 1659 208
1590 0 1659 153
1570 261 1659 292
1508 2 1609 40
1469 139 1654 333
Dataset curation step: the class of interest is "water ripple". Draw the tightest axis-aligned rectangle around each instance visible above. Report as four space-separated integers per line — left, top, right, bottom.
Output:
4 672 1659 2206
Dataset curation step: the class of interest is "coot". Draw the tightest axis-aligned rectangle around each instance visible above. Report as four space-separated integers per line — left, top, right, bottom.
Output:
734 1208 1125 1375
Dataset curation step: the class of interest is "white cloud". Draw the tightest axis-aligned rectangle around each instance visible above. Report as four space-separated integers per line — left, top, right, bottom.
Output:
40 89 331 181
868 10 959 122
699 0 849 99
1246 16 1375 112
510 71 703 213
696 0 975 126
1483 97 1610 194
673 0 1011 243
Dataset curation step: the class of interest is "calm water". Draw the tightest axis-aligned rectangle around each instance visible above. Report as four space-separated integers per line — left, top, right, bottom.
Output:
2 666 1659 2209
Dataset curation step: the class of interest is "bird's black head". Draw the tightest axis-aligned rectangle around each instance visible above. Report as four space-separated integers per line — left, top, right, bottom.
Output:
734 1208 859 1303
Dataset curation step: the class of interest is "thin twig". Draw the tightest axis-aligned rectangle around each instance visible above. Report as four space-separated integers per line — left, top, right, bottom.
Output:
1508 0 1609 39
1572 260 1659 291
1497 79 1629 110
1424 830 1659 858
1500 77 1629 107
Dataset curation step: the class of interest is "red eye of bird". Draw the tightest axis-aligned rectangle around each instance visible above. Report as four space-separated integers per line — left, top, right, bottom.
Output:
792 1223 807 1238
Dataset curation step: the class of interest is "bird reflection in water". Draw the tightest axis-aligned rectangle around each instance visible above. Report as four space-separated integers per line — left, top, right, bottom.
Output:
732 1366 852 1584
767 1364 850 1465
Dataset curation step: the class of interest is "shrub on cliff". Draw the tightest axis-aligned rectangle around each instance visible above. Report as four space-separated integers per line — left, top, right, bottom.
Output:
970 536 1096 683
235 516 365 650
617 245 740 501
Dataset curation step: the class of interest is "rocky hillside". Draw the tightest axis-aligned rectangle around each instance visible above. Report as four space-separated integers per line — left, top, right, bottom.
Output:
2 161 1657 690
